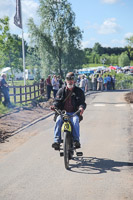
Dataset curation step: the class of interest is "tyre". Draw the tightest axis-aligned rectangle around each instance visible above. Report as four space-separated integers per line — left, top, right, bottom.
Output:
63 131 71 169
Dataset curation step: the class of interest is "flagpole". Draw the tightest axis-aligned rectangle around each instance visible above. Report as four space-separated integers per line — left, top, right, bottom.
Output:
20 0 26 86
22 29 26 86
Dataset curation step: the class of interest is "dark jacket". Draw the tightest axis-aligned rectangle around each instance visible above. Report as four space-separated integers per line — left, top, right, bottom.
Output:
53 86 86 111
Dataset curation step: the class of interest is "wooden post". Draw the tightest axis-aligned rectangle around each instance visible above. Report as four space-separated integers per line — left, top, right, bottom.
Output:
20 86 22 103
38 83 39 96
29 85 32 99
34 84 36 99
40 78 44 96
0 79 1 102
13 86 16 104
25 85 27 103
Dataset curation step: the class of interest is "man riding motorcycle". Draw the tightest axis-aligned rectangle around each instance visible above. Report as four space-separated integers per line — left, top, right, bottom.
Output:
51 72 86 150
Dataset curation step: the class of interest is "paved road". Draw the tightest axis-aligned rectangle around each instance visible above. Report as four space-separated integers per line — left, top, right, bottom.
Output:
0 91 133 200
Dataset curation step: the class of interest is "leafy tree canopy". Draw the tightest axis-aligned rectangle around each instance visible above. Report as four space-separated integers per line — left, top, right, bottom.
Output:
27 0 83 78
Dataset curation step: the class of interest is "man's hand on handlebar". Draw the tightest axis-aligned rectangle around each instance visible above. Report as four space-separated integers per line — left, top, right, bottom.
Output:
50 105 55 111
79 107 84 116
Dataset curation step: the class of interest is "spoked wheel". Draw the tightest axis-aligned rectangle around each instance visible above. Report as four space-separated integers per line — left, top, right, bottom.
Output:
63 131 71 170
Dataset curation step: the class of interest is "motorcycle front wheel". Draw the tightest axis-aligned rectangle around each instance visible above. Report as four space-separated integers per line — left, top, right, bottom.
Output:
63 131 71 170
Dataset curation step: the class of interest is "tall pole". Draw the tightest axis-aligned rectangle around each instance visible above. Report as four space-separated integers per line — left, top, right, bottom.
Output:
20 0 26 86
22 29 26 86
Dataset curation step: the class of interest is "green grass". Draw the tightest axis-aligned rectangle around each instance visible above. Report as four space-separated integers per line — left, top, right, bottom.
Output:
82 63 108 68
0 103 12 115
130 61 133 66
8 80 35 86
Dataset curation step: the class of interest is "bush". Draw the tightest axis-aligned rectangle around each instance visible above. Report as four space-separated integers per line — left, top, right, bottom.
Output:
115 73 133 89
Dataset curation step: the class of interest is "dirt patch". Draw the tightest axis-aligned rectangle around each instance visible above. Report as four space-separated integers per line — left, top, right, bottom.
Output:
0 99 54 142
125 92 133 103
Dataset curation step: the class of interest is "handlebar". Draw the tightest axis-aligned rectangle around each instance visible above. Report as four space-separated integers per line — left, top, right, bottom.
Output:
54 108 81 118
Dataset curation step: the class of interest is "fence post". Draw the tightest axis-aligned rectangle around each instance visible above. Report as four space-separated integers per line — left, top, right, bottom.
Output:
40 79 44 96
25 85 27 103
13 86 16 104
0 80 1 102
34 84 36 99
38 83 40 96
20 86 22 103
29 85 32 99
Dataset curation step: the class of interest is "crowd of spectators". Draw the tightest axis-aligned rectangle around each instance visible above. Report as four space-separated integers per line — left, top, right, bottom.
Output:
1 65 131 106
45 74 64 100
90 73 116 91
43 71 117 101
44 74 90 100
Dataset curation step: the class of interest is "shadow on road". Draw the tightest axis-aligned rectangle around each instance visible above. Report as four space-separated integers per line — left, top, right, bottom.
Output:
69 157 133 174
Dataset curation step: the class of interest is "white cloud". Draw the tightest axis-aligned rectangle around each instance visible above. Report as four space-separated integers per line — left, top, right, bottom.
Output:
22 0 39 24
124 32 133 38
0 0 39 34
111 39 126 47
81 41 91 49
101 0 120 4
97 18 121 35
81 38 96 48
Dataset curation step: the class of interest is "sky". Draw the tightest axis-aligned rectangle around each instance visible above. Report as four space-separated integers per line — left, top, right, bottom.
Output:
0 0 133 48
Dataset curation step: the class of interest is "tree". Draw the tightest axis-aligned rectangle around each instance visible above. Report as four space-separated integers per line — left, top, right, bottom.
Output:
27 0 82 77
100 54 110 65
126 35 133 47
118 52 130 67
26 46 41 73
125 35 133 61
110 54 118 65
93 42 103 55
0 17 26 83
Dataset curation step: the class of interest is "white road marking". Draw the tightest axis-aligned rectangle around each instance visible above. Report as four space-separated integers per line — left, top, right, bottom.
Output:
93 104 106 106
115 104 126 107
93 104 127 107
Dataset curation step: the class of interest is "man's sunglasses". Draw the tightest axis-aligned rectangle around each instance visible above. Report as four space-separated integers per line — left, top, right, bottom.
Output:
66 76 74 80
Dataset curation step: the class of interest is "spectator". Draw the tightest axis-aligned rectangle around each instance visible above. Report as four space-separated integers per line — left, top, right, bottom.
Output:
110 75 114 90
97 74 103 91
112 76 116 90
40 78 45 96
52 75 59 98
103 75 107 91
1 73 11 107
91 74 96 91
79 75 86 92
107 75 111 90
46 75 52 100
76 75 81 87
84 75 89 92
57 75 64 88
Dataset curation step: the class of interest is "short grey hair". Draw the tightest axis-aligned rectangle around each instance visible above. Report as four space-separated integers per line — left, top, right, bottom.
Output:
1 73 7 77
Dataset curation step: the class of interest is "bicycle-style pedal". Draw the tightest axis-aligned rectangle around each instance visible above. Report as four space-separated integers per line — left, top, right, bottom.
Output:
76 152 83 156
55 147 60 151
60 152 64 157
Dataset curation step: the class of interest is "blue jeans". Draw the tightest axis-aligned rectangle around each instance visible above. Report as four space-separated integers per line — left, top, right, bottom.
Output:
81 87 85 92
2 89 10 106
53 89 58 98
54 112 80 143
47 85 52 100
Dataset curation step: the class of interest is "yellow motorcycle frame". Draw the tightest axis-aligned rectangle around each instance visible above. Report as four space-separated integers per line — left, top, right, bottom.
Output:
61 121 72 133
